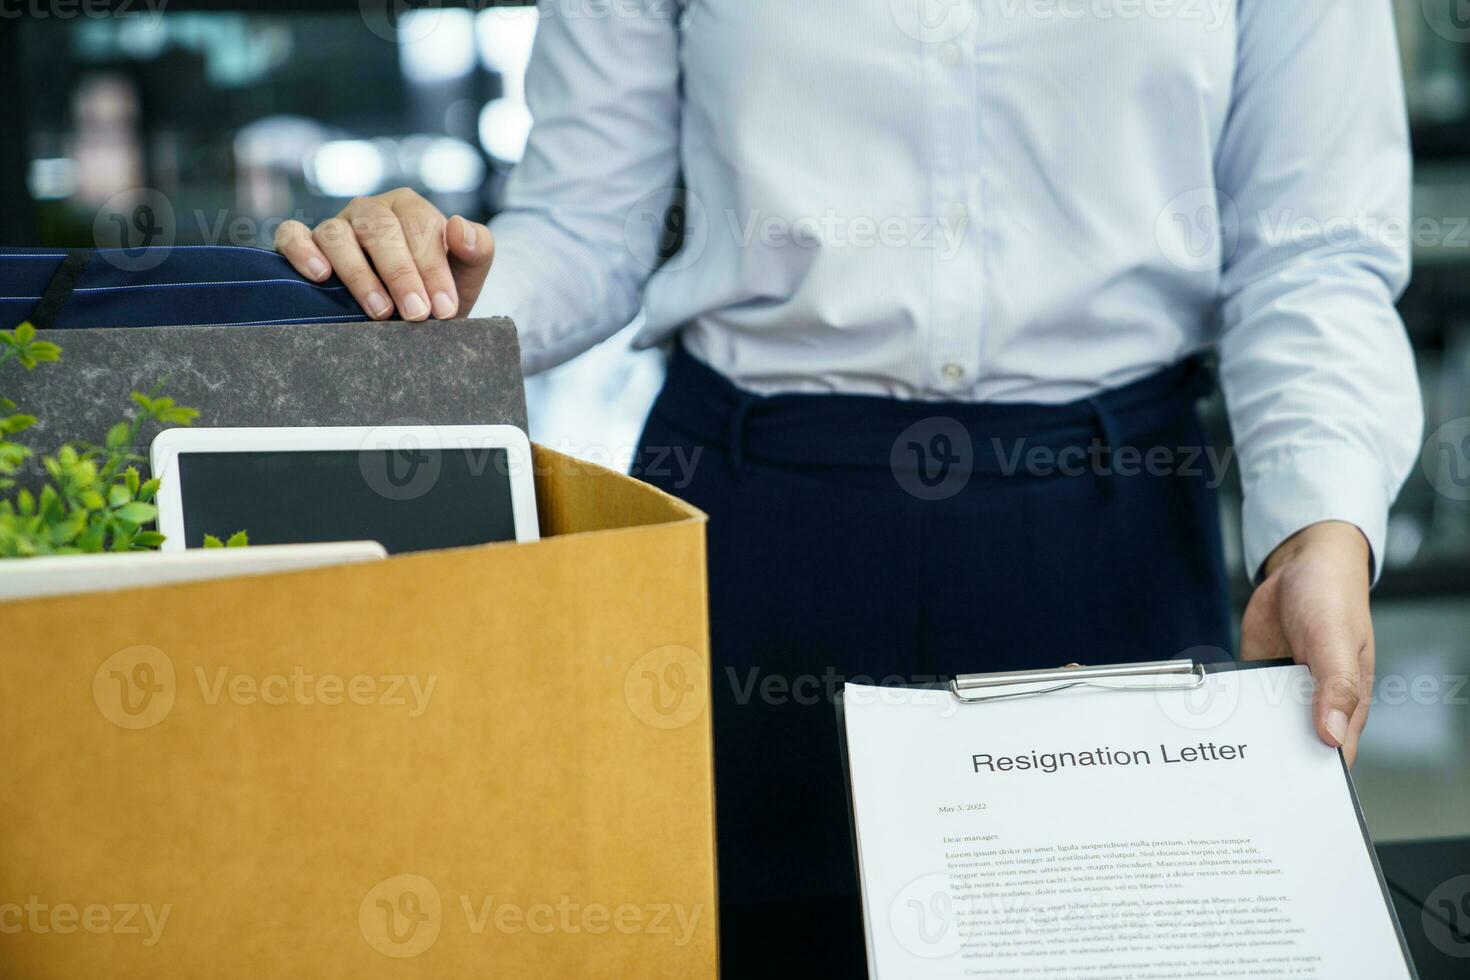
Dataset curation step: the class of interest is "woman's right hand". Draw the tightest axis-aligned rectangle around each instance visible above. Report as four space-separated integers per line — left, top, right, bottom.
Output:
275 188 495 322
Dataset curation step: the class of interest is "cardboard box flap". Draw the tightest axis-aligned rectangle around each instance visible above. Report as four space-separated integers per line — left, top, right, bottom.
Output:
533 445 706 538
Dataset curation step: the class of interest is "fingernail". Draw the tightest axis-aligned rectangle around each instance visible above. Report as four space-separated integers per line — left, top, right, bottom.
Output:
366 291 392 318
306 257 329 281
461 221 477 249
1325 709 1349 747
402 293 429 320
432 291 456 319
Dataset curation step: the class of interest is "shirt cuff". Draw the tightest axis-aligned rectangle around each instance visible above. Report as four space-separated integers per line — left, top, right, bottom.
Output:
1241 448 1391 587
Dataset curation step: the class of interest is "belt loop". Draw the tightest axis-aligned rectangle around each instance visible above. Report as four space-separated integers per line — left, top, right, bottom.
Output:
1185 354 1216 402
727 391 758 481
1084 395 1120 497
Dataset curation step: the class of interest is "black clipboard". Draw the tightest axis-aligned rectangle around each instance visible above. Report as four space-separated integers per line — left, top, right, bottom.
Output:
834 657 1421 980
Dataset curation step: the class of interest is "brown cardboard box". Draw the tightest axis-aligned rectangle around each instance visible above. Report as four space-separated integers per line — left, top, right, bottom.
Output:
0 446 717 978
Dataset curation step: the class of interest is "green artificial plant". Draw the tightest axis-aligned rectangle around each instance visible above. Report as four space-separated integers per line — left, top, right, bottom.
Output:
0 321 246 557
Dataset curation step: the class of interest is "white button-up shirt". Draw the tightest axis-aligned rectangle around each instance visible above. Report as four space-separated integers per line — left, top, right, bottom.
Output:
478 0 1423 579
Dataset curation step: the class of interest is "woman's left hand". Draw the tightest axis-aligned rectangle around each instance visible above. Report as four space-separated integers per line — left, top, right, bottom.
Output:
1240 520 1375 767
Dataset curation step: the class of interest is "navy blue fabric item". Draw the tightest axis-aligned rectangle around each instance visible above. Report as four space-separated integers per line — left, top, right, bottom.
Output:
0 246 364 330
632 343 1234 976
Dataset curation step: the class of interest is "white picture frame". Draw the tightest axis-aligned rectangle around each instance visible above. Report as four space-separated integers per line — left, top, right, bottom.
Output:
150 425 541 551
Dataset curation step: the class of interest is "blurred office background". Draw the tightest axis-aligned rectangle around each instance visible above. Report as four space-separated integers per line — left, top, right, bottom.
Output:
1 2 1468 840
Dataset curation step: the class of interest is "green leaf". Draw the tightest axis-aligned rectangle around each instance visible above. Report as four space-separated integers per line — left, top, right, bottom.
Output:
49 511 87 546
107 483 132 508
37 483 59 516
132 530 166 549
137 477 161 501
0 413 36 435
4 325 60 370
0 443 29 470
75 523 106 553
26 341 60 363
79 490 107 509
105 421 131 451
16 489 34 517
72 459 98 489
226 530 249 548
125 467 140 496
112 501 157 525
157 406 200 426
203 533 223 549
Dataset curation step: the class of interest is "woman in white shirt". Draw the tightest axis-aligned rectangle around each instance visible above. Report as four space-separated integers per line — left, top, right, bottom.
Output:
277 2 1421 973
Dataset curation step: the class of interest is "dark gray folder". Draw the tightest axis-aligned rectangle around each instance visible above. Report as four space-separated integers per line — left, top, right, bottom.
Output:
7 318 526 488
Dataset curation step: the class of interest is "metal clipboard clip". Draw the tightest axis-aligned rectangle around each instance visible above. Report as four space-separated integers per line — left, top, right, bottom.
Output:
949 659 1208 704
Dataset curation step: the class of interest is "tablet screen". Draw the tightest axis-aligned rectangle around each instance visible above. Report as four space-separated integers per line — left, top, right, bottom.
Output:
174 447 517 554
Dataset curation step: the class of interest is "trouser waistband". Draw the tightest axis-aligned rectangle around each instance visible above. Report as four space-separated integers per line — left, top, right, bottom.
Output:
651 343 1215 484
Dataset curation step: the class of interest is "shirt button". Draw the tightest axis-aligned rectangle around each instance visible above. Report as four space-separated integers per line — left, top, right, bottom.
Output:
942 362 965 384
938 42 962 67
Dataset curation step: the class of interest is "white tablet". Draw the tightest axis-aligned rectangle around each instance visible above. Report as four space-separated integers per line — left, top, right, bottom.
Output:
0 542 388 602
150 425 540 553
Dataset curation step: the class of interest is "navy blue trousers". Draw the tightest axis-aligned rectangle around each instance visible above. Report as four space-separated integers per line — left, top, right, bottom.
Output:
633 345 1233 977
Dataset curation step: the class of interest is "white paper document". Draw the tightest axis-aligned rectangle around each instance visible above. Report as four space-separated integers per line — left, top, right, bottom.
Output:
842 665 1414 980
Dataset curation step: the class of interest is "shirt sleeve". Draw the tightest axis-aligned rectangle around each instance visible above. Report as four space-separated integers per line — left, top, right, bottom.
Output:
472 0 683 374
1215 0 1423 584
